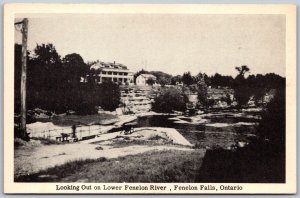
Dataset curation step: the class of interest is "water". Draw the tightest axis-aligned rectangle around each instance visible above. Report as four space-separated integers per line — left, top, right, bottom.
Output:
113 110 261 149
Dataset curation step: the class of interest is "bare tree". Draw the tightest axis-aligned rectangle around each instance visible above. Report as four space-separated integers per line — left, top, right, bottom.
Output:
235 65 250 77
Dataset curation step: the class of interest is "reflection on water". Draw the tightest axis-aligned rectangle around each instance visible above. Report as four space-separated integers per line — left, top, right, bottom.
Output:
129 110 261 149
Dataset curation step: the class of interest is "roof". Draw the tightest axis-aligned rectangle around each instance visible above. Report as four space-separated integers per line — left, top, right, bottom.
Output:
138 74 157 80
90 61 128 70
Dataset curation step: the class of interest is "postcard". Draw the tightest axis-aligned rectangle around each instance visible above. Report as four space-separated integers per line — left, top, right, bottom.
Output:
4 4 297 194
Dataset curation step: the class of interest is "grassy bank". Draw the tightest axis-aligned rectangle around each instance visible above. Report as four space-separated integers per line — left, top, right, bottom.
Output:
15 149 205 183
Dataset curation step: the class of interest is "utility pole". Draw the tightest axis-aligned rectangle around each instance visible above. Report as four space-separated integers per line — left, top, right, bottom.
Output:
16 18 29 140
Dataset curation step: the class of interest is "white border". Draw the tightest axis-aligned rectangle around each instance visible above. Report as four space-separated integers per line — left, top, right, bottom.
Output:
4 4 297 194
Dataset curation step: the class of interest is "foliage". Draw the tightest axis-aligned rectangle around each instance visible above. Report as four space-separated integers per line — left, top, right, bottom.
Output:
15 43 286 116
146 78 155 86
152 87 188 113
232 65 285 107
150 71 172 86
15 43 120 115
224 93 232 106
98 81 121 111
210 73 234 88
134 70 172 86
257 88 285 150
171 75 182 85
156 76 169 86
133 69 150 83
62 53 89 85
235 65 250 76
86 68 102 84
196 77 208 108
15 150 204 182
182 72 194 86
205 99 216 108
197 87 286 183
246 73 285 106
233 66 252 107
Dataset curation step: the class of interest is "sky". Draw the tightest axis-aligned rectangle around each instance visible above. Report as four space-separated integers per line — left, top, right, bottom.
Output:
15 14 286 77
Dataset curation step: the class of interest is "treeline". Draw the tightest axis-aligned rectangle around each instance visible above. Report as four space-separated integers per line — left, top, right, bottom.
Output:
232 66 285 107
15 42 285 115
134 68 284 89
14 43 120 115
151 65 285 113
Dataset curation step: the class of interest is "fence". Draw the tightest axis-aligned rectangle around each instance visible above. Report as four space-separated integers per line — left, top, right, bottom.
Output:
31 125 108 141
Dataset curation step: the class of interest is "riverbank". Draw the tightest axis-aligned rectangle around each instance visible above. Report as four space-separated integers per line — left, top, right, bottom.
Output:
15 149 205 182
27 114 138 140
17 108 263 180
14 127 195 178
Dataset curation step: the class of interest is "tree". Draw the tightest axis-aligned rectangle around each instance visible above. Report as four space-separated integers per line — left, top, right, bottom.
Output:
15 43 125 115
224 93 232 106
134 69 150 83
171 75 182 85
150 71 172 86
195 72 204 83
28 43 63 90
99 81 121 111
62 53 88 85
26 43 66 112
86 68 102 85
196 77 208 108
33 43 61 64
152 87 188 113
157 77 169 87
210 73 234 88
235 65 250 77
233 66 252 107
146 78 155 86
203 73 211 86
182 72 194 86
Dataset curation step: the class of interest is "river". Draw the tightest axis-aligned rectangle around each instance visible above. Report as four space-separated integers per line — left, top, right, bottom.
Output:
111 109 262 149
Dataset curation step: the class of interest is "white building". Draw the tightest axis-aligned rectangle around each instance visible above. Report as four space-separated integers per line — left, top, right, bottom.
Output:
90 61 134 84
136 74 157 86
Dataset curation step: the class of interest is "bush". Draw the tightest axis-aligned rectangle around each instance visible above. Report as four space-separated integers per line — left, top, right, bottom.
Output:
75 102 98 115
99 81 121 111
257 88 285 150
152 87 188 113
233 86 252 107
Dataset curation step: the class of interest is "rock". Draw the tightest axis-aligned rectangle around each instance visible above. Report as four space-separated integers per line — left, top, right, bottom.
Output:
38 174 58 179
237 141 247 148
95 146 103 150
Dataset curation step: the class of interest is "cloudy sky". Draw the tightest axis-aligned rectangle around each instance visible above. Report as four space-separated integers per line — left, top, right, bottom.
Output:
15 14 285 77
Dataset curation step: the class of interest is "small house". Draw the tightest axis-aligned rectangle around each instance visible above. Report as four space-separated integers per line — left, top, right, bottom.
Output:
136 74 157 86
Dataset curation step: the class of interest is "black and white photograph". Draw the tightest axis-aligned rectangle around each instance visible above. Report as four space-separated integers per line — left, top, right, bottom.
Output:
4 4 296 194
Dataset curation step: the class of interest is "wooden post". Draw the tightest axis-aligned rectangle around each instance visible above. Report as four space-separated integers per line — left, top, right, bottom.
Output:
20 18 28 139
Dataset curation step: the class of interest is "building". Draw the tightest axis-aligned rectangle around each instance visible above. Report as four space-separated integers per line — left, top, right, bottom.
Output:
90 61 134 84
136 74 157 86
